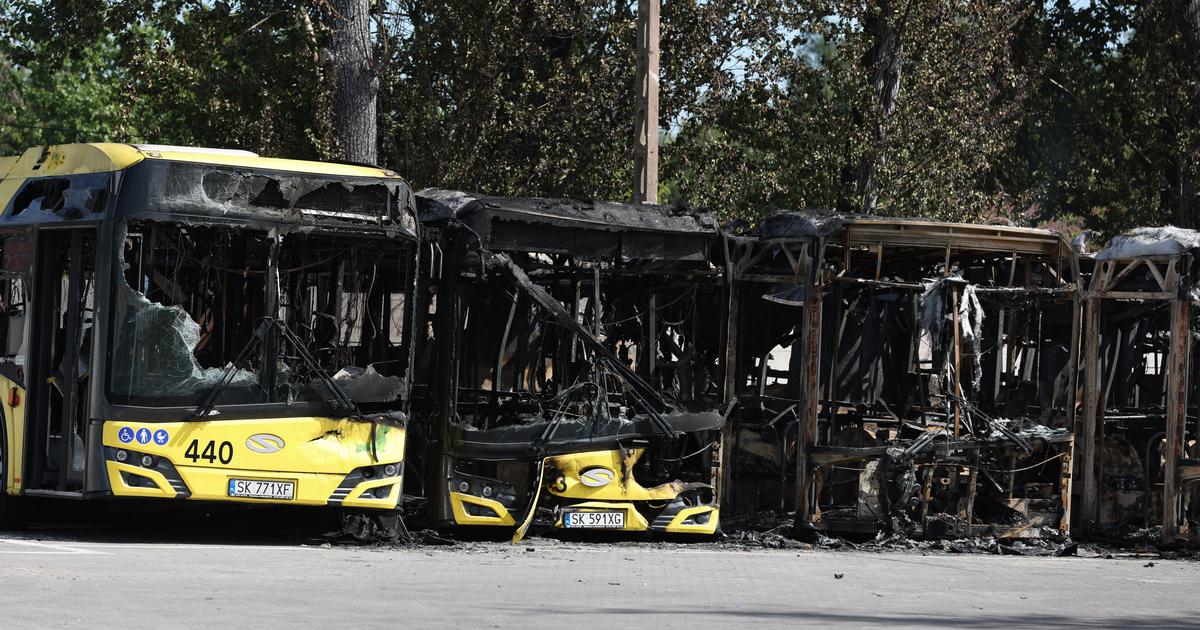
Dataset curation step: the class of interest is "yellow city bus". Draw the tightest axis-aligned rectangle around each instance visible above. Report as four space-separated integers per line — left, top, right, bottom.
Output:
0 144 419 527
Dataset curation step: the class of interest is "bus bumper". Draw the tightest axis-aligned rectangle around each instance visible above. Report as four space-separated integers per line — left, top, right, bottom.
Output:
100 418 405 510
447 448 719 535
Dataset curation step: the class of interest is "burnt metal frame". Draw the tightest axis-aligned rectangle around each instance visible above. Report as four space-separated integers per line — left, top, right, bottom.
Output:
414 193 726 525
1079 254 1199 543
727 218 1082 537
719 231 822 518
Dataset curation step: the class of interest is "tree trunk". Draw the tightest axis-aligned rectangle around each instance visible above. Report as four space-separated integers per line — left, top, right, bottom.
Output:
1175 0 1200 227
1183 0 1200 62
327 0 377 165
856 1 906 214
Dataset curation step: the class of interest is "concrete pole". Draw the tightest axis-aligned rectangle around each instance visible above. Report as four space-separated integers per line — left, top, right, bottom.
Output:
633 0 660 204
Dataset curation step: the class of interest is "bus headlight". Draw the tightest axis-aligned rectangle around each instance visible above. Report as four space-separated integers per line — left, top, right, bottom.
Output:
116 450 128 462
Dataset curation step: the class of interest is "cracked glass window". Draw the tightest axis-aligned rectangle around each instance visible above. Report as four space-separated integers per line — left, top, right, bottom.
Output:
107 220 414 414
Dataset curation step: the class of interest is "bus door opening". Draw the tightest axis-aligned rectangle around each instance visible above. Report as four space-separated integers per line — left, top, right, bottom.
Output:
26 229 96 492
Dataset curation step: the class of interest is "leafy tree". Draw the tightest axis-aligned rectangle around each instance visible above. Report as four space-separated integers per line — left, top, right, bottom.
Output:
0 36 134 153
376 0 800 197
663 1 1035 222
2 0 1198 238
996 0 1200 237
2 1 332 158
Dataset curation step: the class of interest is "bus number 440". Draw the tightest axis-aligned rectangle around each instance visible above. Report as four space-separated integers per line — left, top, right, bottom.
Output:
184 439 234 465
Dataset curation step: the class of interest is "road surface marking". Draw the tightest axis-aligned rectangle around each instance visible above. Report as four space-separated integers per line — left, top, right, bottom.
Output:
0 538 108 555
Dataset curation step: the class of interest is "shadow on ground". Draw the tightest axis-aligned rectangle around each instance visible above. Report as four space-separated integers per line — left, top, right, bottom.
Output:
532 607 1196 629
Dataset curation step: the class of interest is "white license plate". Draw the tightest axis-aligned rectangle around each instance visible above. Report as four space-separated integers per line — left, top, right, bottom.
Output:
228 478 295 500
563 511 625 529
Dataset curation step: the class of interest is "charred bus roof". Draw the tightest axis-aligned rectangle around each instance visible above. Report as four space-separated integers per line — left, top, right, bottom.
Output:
0 144 417 238
754 210 1072 258
416 188 716 261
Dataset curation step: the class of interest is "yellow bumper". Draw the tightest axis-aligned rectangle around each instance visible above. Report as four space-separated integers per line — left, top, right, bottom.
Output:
101 417 404 510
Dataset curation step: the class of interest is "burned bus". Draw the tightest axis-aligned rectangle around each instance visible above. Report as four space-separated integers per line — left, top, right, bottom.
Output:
0 144 418 526
1077 228 1200 544
726 213 1081 540
410 190 728 537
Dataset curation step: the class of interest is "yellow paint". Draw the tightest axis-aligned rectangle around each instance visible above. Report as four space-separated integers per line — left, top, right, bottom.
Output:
102 417 403 473
539 449 721 535
662 505 720 535
102 417 404 509
449 492 517 526
0 376 26 495
0 144 144 216
546 449 684 501
341 477 402 509
144 148 397 179
511 461 547 543
555 501 650 531
106 461 177 498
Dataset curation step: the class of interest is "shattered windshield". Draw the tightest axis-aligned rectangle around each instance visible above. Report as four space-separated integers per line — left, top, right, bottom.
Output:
107 220 413 414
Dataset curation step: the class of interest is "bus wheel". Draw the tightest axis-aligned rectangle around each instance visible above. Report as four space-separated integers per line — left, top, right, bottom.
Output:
0 431 28 530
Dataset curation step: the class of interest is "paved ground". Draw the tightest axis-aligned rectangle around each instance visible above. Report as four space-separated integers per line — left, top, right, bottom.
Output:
3 535 1199 628
0 507 1197 628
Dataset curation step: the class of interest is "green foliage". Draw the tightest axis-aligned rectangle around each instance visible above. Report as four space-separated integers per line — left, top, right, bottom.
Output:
663 1 1036 222
0 36 134 152
376 0 796 197
998 0 1200 237
1 0 1197 237
1 0 330 158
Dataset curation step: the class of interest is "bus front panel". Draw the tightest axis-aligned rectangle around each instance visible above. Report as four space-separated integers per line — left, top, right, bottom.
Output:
100 417 404 508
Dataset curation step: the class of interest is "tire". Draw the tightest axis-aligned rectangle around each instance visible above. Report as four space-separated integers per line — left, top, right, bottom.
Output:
0 424 28 530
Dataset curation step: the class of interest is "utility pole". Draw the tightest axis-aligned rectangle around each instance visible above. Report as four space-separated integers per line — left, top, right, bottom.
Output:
633 0 660 204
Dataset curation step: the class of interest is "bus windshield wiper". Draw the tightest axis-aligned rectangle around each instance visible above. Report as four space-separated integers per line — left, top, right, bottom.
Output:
188 317 270 420
273 318 360 416
188 317 360 420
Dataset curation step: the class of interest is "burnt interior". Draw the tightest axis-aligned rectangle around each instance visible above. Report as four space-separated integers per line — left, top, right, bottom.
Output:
409 191 726 525
109 221 415 414
1081 254 1200 541
730 216 1079 540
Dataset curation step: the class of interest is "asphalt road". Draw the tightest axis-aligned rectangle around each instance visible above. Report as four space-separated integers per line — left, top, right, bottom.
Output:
0 509 1197 629
3 538 1197 628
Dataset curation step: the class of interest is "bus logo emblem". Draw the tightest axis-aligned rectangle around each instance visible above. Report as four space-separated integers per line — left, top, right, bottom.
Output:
246 434 285 454
579 467 614 488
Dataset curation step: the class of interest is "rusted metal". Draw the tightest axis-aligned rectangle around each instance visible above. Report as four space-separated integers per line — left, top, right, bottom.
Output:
1077 297 1102 535
1163 298 1191 543
793 280 823 531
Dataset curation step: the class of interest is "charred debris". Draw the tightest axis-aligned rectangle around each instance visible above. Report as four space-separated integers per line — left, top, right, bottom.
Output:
399 192 1200 548
729 215 1080 546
